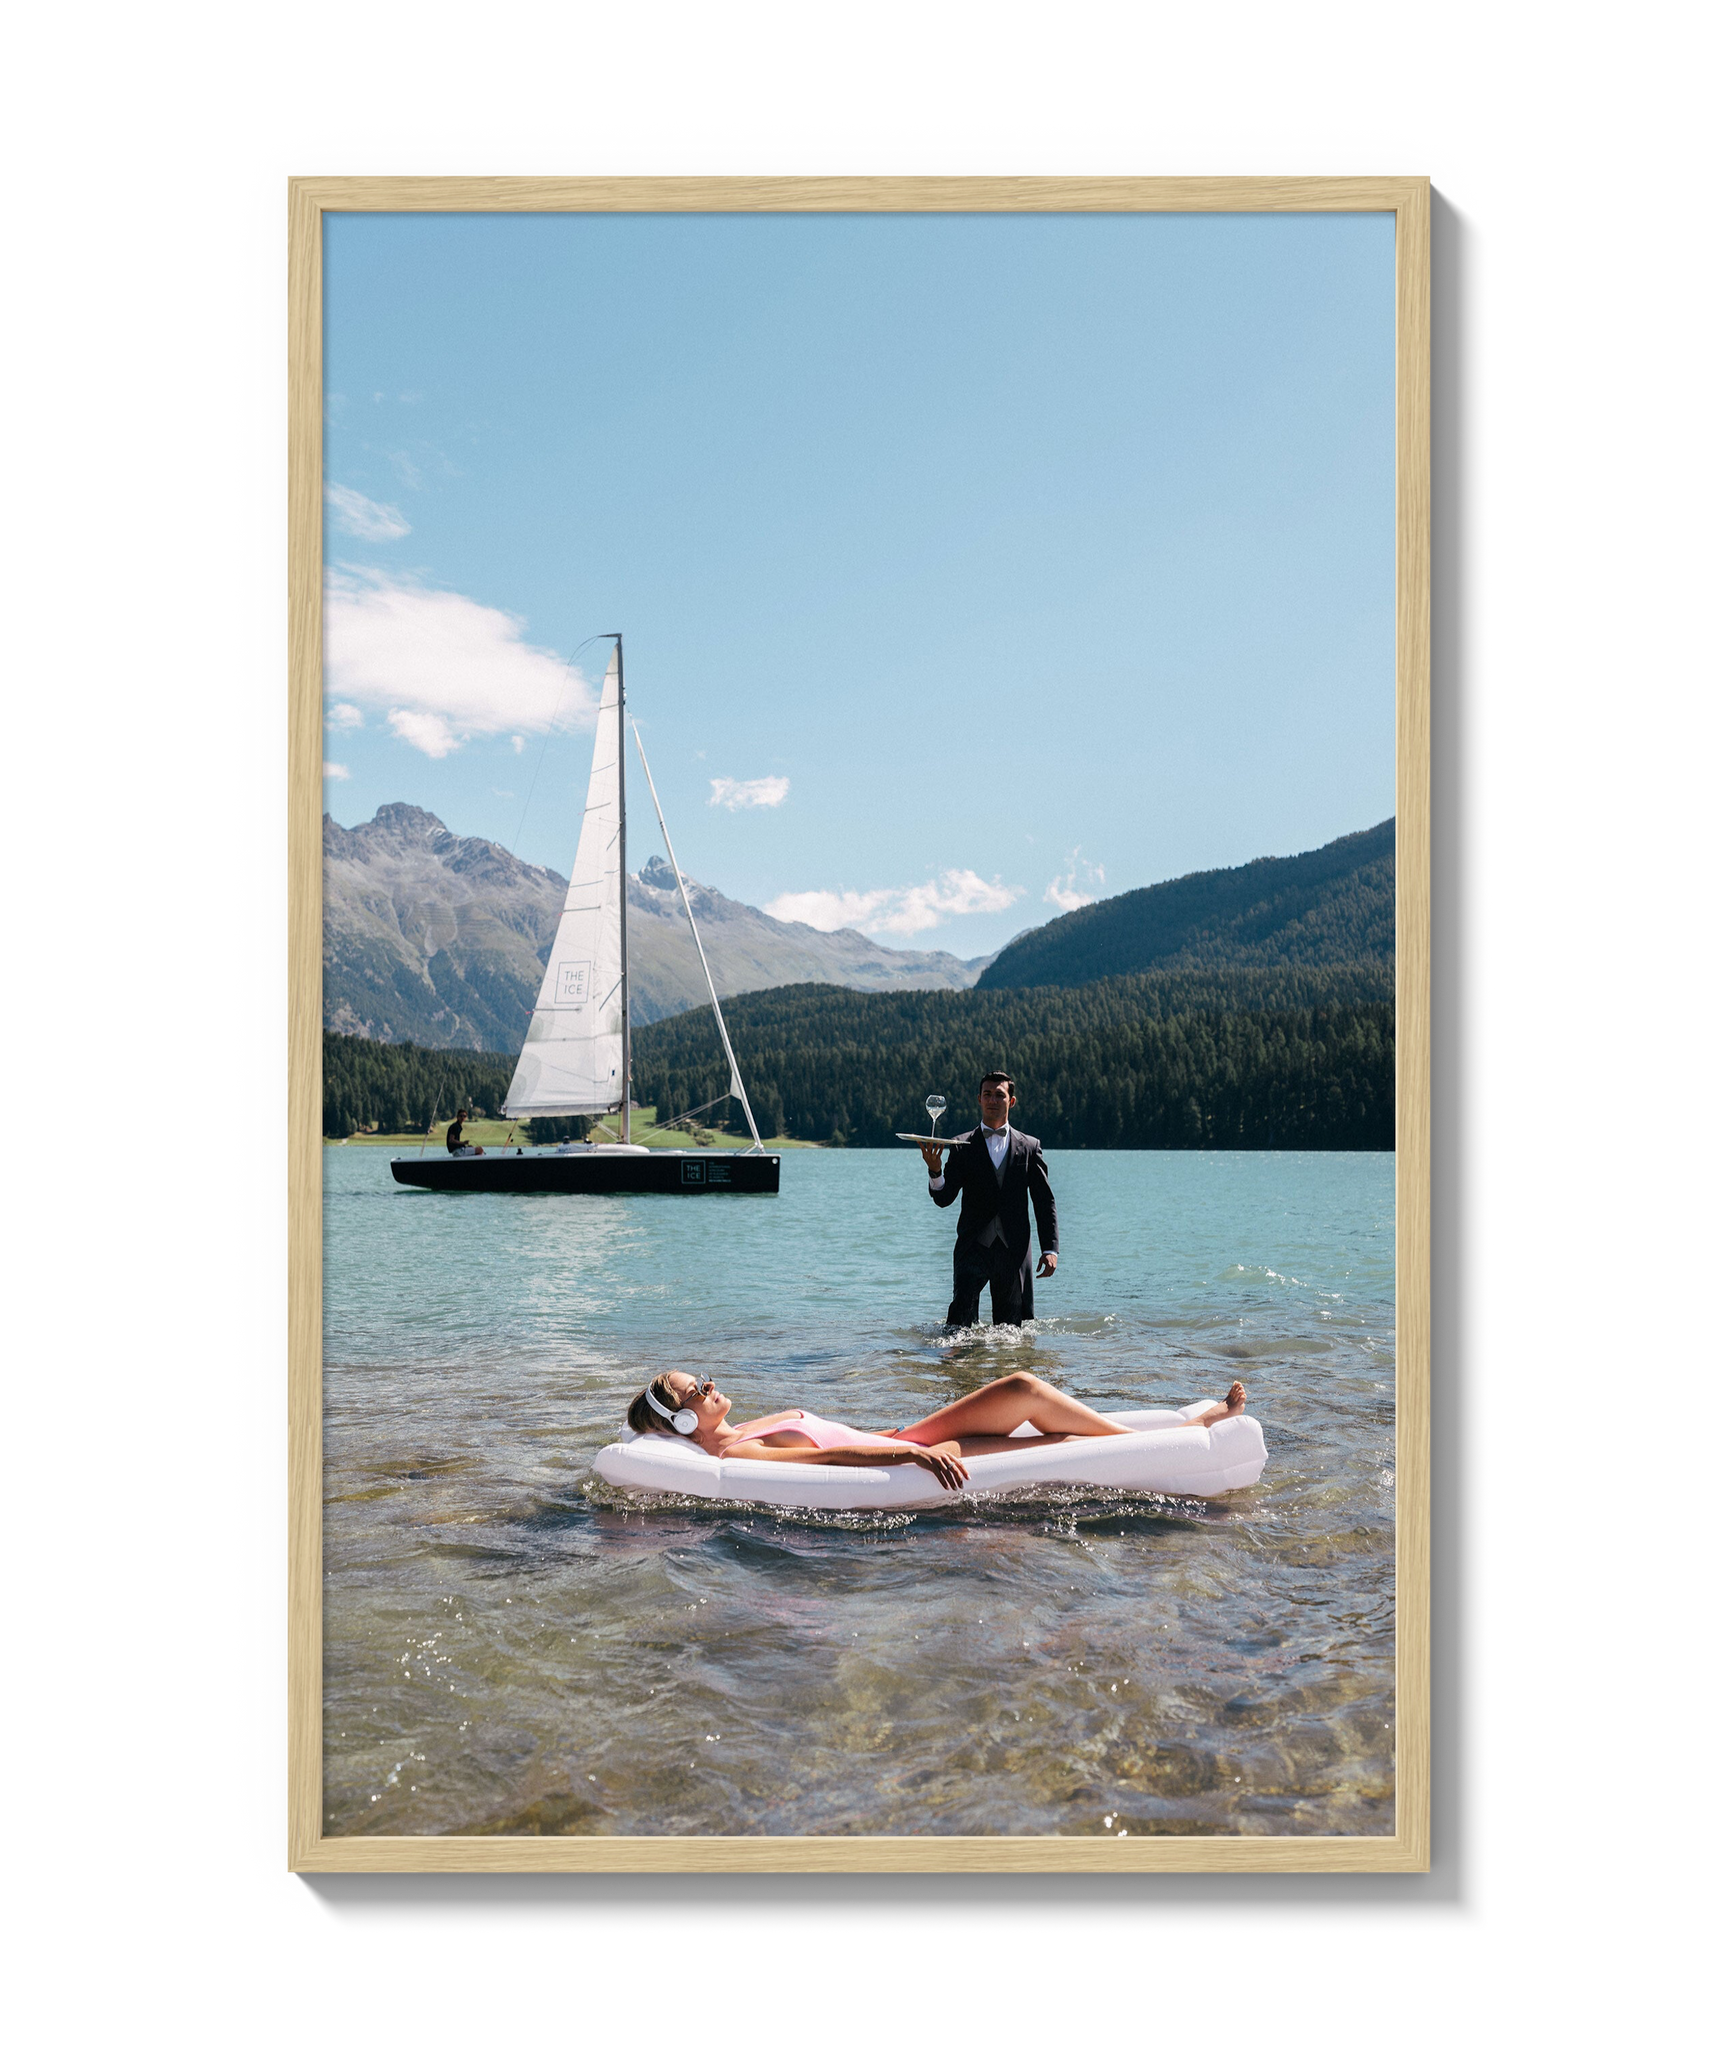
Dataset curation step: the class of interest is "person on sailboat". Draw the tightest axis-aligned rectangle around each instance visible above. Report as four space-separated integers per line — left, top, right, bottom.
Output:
445 1109 484 1157
918 1071 1056 1327
626 1369 1248 1493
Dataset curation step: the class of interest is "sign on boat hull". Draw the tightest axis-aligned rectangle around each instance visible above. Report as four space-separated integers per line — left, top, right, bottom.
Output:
389 1150 781 1195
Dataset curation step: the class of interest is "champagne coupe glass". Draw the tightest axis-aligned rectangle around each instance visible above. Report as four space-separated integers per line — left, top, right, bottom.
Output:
925 1093 947 1142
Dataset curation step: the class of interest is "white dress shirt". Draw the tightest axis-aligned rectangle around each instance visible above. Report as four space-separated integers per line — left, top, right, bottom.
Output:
928 1123 1009 1193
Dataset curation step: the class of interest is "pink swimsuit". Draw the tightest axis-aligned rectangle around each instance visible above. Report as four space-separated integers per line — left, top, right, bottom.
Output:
729 1410 904 1451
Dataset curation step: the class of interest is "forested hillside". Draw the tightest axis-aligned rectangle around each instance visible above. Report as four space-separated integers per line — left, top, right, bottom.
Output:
978 818 1394 990
631 967 1394 1151
322 1033 516 1139
326 953 1395 1149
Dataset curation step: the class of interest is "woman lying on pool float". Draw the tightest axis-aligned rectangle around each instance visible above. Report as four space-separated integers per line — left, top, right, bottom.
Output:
625 1369 1248 1493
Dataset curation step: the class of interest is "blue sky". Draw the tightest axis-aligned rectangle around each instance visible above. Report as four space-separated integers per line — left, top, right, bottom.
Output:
322 210 1395 960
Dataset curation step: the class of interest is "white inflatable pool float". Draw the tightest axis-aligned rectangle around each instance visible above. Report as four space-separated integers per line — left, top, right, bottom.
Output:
593 1404 1267 1510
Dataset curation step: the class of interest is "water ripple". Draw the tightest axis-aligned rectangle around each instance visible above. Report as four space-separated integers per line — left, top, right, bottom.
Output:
323 1147 1395 1838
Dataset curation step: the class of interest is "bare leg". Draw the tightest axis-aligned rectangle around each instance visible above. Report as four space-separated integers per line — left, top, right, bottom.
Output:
890 1374 1246 1447
892 1372 1133 1445
1187 1381 1247 1427
922 1432 1083 1457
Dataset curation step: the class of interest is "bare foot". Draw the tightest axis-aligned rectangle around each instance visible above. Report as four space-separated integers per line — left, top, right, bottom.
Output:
1196 1381 1246 1426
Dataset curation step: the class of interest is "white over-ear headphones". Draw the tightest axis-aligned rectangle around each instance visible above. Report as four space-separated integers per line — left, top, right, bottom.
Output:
645 1381 700 1435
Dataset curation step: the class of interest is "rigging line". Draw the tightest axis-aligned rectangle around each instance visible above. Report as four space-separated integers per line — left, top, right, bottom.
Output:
509 632 611 860
653 1092 736 1133
418 1078 446 1158
631 720 766 1154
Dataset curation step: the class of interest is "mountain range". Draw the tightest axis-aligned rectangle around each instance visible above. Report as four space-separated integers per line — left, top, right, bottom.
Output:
977 818 1394 990
323 805 995 1051
324 805 1394 1054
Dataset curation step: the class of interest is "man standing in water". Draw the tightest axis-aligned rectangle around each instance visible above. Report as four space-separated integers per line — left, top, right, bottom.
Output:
920 1070 1058 1327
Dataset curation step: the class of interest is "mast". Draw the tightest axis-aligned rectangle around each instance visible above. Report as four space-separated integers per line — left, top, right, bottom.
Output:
613 632 632 1144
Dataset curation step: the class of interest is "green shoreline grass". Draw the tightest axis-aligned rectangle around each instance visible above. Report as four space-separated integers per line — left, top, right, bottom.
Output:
328 1105 823 1150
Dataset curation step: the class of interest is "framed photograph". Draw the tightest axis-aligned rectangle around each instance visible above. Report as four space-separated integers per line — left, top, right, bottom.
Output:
289 176 1428 1872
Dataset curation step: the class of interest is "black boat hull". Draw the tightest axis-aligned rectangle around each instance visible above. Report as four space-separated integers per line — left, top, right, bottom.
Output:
389 1150 781 1195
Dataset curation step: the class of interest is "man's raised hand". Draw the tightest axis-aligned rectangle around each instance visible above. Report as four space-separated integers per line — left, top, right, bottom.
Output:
919 1142 945 1176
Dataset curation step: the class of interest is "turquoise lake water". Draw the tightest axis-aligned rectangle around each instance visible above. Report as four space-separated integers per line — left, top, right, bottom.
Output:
322 1146 1396 1837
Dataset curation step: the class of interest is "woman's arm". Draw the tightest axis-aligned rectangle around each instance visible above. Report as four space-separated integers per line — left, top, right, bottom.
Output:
716 1437 969 1491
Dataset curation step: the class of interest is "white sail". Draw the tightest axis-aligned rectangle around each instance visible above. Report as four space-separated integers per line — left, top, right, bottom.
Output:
503 648 627 1117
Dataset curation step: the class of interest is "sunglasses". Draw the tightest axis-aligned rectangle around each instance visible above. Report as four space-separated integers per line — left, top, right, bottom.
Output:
671 1377 715 1404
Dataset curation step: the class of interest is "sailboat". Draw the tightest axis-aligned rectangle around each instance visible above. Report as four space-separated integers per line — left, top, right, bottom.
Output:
390 636 781 1195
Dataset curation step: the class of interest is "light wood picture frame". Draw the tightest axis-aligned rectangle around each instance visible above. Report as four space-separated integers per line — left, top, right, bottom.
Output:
289 175 1429 1873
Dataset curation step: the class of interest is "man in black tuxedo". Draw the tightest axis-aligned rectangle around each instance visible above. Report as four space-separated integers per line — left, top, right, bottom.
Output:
920 1070 1059 1327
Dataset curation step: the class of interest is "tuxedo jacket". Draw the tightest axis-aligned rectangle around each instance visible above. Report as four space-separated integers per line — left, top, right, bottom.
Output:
929 1126 1058 1259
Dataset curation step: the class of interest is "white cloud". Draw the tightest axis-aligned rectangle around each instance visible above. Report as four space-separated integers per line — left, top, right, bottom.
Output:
1044 850 1106 912
709 775 790 811
325 702 364 730
325 482 411 541
511 735 526 754
1044 878 1094 911
323 761 350 781
766 869 1023 938
323 568 597 758
387 708 459 758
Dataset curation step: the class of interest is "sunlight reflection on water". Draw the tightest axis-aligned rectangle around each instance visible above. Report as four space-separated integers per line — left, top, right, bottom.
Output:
323 1147 1395 1837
